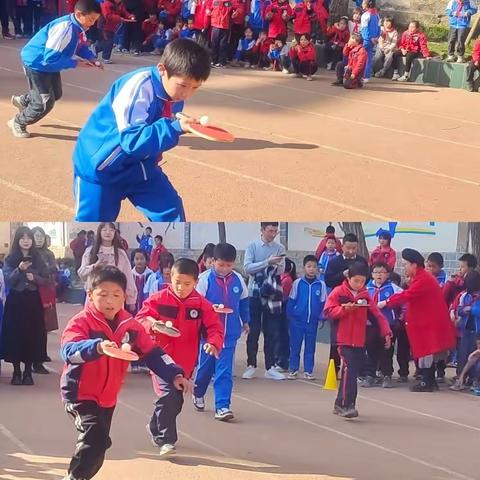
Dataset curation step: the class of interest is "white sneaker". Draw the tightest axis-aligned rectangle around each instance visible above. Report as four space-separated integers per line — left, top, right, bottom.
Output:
326 62 333 70
193 396 205 411
242 366 257 379
215 408 234 421
274 365 288 373
446 55 456 62
282 68 289 74
362 78 369 84
391 72 400 81
159 443 176 456
288 371 298 380
456 56 464 63
397 74 409 82
265 367 286 380
304 372 316 381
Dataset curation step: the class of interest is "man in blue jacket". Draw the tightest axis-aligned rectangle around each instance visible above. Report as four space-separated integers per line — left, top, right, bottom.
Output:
8 0 102 139
445 0 477 63
360 0 380 83
193 243 250 421
72 38 211 222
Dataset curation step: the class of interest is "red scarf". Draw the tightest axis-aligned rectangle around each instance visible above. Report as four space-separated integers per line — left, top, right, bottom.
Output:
455 0 464 17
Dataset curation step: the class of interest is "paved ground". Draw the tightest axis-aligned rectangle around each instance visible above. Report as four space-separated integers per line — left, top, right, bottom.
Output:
1 303 479 480
1 39 480 221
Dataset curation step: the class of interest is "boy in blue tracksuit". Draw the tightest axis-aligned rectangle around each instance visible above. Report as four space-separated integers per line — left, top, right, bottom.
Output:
426 252 447 288
286 255 326 380
366 262 404 388
318 237 340 287
136 226 154 255
193 243 250 421
8 0 102 139
445 0 477 63
72 38 211 222
360 0 380 82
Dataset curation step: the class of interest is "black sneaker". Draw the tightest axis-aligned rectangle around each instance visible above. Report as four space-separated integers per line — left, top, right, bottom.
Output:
331 80 343 86
332 404 342 415
466 81 474 92
22 373 34 386
11 373 22 386
7 118 30 138
339 406 359 418
33 363 49 374
410 381 435 392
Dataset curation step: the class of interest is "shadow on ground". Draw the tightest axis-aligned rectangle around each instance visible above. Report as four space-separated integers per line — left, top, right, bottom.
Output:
180 136 318 151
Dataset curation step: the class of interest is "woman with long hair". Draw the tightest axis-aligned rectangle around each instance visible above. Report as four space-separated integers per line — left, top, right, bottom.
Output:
31 226 59 374
78 223 137 311
197 243 215 273
0 226 49 385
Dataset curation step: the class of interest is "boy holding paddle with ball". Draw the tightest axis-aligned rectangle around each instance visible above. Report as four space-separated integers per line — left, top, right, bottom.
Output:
73 38 213 222
60 265 190 480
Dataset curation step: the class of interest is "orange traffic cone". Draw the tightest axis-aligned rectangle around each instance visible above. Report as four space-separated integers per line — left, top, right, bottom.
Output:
323 359 337 390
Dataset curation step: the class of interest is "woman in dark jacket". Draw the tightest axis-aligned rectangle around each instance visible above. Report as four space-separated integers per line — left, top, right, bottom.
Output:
1 226 49 386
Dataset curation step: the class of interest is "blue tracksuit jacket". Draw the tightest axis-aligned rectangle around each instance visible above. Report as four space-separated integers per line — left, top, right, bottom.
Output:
366 279 403 326
287 276 326 325
445 1 477 29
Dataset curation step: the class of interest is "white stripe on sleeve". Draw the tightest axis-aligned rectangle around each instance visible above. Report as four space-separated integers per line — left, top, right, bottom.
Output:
45 21 73 53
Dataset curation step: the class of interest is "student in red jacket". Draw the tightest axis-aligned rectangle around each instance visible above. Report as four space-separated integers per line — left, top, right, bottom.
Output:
314 225 343 259
324 261 391 419
325 16 349 70
207 0 233 67
466 39 480 92
60 266 189 480
142 11 161 51
254 30 274 68
228 0 248 61
332 32 367 89
137 258 224 456
292 0 315 41
158 0 182 28
392 20 430 82
368 231 396 271
289 34 317 80
311 0 328 42
378 249 457 392
265 0 292 43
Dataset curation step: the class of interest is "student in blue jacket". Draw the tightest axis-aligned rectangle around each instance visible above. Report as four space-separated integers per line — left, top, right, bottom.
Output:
445 0 477 63
193 243 250 421
8 0 102 139
287 255 327 380
360 0 381 82
72 38 211 222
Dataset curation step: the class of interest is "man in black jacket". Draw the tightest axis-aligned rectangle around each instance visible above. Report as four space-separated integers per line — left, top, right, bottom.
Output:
325 233 369 370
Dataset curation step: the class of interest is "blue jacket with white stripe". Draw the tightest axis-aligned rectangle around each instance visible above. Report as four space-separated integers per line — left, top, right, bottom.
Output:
73 66 184 185
287 276 326 327
21 14 95 73
196 268 250 347
360 8 381 48
366 279 403 326
446 1 477 29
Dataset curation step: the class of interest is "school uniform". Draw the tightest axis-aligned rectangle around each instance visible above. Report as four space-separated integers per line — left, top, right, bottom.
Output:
61 303 183 479
289 43 317 75
360 6 380 79
445 0 477 58
97 0 131 60
368 245 397 271
137 286 224 445
228 0 247 60
466 40 480 90
324 280 391 409
209 0 233 65
336 42 368 89
144 269 167 297
265 0 292 43
318 250 340 284
194 268 250 411
287 276 326 374
73 66 186 222
393 30 430 74
292 2 315 39
15 14 95 127
132 267 153 314
234 37 257 63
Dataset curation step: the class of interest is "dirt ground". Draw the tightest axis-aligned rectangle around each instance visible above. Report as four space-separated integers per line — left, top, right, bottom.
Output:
0 303 479 480
1 39 480 221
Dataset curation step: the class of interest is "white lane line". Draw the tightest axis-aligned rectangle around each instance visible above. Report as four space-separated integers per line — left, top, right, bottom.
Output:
0 424 34 455
297 378 480 434
233 393 475 480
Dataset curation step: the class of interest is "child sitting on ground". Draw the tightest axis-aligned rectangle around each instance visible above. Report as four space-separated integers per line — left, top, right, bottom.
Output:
255 31 274 68
392 20 430 82
332 32 367 89
268 37 291 72
289 34 317 80
232 27 257 68
466 39 480 92
374 16 398 78
141 11 160 52
325 16 350 70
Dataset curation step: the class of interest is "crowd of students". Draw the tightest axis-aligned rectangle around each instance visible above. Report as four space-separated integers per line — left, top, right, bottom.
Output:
0 221 479 476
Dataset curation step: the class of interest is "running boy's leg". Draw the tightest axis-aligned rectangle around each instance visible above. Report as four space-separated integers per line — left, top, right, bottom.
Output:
74 176 124 221
150 375 184 446
336 346 363 408
213 345 235 410
65 401 115 480
194 344 217 399
127 169 185 221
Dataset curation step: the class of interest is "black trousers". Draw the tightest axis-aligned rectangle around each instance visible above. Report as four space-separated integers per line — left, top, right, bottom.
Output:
326 43 343 66
149 375 184 445
393 50 421 74
336 346 364 409
246 297 280 370
122 20 142 52
228 23 244 61
447 27 468 57
0 0 10 35
466 61 479 84
275 304 290 370
14 5 32 36
65 401 115 480
211 27 229 65
16 66 62 126
292 59 318 75
31 2 43 34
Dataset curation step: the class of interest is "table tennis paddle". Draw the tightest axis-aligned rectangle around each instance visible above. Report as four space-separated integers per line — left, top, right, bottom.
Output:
147 316 181 337
103 344 139 362
212 305 234 314
175 113 235 143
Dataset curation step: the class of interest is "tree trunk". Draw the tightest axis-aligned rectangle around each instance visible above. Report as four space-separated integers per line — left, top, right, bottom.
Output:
329 0 350 21
468 223 480 261
339 222 369 259
218 222 227 243
466 15 480 45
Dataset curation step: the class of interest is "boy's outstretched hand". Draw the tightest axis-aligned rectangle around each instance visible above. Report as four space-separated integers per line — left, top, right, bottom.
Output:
173 375 194 394
203 343 219 358
97 340 117 354
384 336 392 349
243 323 250 335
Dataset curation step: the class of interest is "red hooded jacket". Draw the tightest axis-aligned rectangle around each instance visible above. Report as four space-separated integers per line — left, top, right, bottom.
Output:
386 268 456 359
326 24 350 47
314 234 343 259
289 43 316 62
60 304 183 408
473 39 480 63
398 30 430 57
137 285 224 379
208 0 234 29
142 18 160 42
345 43 367 78
231 0 247 25
369 246 397 271
193 0 210 29
265 1 293 39
324 280 391 347
100 1 131 36
313 0 328 33
292 2 315 35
